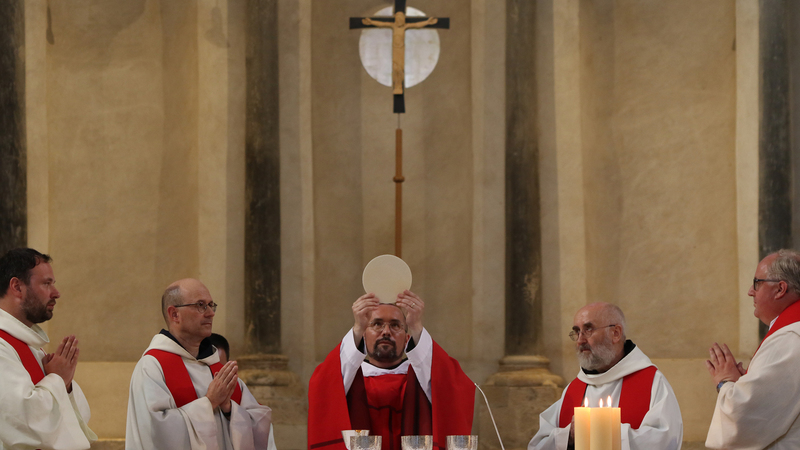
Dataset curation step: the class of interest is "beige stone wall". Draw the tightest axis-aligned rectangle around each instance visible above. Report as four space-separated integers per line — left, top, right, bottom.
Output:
20 0 761 447
25 0 247 441
280 0 506 386
539 0 756 444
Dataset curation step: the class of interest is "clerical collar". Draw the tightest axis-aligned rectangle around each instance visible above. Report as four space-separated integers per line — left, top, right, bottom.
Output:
159 329 215 359
581 339 636 375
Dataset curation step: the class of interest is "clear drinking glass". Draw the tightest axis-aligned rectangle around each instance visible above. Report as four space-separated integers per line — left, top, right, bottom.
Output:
446 435 478 450
401 435 433 450
342 431 370 450
351 435 382 450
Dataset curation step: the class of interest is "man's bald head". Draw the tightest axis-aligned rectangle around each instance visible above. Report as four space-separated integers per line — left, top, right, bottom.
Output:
161 278 210 324
575 302 627 339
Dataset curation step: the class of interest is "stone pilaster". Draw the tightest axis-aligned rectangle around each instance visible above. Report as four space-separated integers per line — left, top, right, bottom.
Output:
243 1 305 449
478 2 562 449
758 1 793 339
0 0 25 252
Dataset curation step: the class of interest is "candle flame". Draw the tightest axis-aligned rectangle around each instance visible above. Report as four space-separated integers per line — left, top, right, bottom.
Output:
583 398 588 407
607 396 612 407
599 398 604 408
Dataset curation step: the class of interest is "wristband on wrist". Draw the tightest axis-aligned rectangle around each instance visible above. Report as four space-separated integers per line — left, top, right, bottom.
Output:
716 380 730 393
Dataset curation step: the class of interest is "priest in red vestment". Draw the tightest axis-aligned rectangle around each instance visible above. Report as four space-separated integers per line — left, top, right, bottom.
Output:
308 290 475 450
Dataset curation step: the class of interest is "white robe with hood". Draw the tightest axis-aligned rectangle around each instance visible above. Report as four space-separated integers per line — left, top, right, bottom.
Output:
125 333 273 450
0 308 95 450
706 321 800 449
528 343 683 450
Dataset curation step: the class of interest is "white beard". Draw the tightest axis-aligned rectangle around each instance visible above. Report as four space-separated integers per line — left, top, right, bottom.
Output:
576 340 617 371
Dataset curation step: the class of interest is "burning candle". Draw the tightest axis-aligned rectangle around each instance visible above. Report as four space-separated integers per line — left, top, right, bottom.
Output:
590 398 613 450
610 396 621 450
574 398 591 450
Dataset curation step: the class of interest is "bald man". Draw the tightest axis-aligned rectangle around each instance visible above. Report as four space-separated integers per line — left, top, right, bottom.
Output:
529 303 683 450
125 279 272 450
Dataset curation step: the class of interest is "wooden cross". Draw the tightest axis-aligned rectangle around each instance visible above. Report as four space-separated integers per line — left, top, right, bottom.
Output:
350 1 449 258
350 0 450 114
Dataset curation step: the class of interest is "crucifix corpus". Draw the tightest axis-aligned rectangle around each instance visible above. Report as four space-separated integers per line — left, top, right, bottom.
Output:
350 0 450 257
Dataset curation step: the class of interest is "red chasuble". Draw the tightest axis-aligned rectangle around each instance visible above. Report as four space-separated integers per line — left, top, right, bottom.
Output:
0 329 45 384
145 349 242 407
308 340 475 450
558 366 657 429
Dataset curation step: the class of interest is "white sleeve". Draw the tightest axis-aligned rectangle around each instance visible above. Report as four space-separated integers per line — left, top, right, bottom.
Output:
340 328 368 395
125 355 218 450
405 328 433 402
706 330 800 449
0 341 94 450
224 380 272 450
527 389 570 450
621 371 683 450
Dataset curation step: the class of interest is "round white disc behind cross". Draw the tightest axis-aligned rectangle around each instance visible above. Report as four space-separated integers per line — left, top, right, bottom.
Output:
362 255 412 304
358 6 441 89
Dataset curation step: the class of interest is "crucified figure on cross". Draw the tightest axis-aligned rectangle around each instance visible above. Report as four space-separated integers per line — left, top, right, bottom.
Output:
361 12 438 95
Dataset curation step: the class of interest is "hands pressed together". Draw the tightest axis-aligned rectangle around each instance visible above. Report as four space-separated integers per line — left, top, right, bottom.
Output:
206 360 239 413
705 342 746 387
43 335 79 393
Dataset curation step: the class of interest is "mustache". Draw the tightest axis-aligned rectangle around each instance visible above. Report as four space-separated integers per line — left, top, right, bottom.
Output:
376 337 394 345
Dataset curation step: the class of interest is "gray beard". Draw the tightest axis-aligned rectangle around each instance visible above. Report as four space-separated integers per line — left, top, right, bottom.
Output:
576 341 617 371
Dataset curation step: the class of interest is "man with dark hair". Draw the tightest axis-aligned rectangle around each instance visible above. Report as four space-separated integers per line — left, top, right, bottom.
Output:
209 333 230 364
0 248 96 449
125 278 272 450
529 302 683 450
706 249 800 449
308 290 475 450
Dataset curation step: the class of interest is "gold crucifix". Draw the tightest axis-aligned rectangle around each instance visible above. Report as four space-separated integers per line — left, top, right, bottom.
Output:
361 12 438 95
350 1 450 113
349 2 450 257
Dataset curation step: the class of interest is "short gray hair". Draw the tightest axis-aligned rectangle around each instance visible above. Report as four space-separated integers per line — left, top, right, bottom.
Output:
161 285 183 324
604 303 627 339
766 249 800 295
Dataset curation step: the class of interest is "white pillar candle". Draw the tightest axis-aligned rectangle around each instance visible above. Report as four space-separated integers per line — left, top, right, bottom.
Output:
574 398 591 450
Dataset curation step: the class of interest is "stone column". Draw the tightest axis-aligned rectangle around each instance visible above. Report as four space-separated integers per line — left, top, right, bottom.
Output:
758 1 793 339
0 0 25 253
478 2 562 449
240 1 305 448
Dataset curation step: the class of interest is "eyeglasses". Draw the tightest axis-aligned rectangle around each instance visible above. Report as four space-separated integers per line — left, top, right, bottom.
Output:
174 301 218 313
753 278 782 291
569 324 616 341
368 321 405 333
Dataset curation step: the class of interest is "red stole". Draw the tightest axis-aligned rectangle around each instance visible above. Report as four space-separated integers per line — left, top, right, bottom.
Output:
145 349 242 407
0 329 45 384
308 340 475 450
558 366 657 429
752 300 800 360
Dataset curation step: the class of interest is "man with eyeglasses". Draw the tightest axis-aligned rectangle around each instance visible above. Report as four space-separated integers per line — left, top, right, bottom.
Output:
125 278 272 450
308 290 475 450
706 249 800 449
529 302 683 450
0 248 96 449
